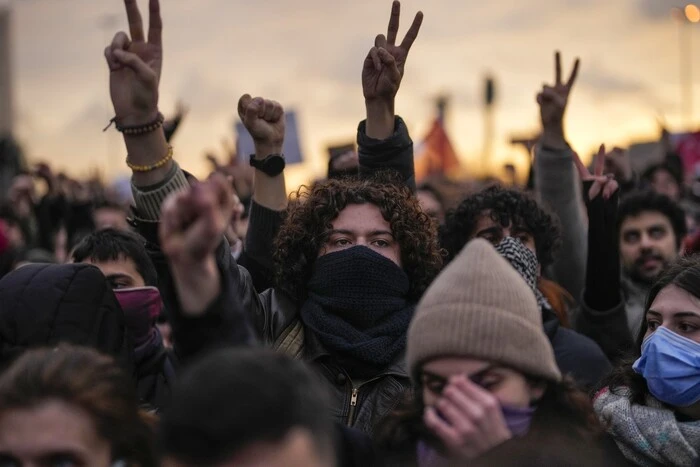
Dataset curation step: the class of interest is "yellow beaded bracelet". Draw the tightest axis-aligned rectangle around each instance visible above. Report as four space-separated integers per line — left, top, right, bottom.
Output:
126 145 174 172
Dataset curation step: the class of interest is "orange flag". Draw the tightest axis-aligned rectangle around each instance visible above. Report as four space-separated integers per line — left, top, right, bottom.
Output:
414 118 461 182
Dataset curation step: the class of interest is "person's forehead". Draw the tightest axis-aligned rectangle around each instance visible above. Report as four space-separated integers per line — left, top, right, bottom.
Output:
331 204 390 230
83 257 143 281
621 211 672 230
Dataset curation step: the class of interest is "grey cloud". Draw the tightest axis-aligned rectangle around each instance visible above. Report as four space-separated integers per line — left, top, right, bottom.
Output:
636 0 687 20
579 65 646 95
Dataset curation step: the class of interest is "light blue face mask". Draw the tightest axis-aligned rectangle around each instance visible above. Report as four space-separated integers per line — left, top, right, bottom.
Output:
633 326 700 407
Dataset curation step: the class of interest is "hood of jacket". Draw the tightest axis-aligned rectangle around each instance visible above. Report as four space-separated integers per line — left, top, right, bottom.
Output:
0 263 134 372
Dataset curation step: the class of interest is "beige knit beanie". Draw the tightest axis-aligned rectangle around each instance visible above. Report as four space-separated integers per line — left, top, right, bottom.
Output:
407 238 561 383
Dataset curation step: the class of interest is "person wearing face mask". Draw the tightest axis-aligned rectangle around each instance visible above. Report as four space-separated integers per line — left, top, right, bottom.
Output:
375 239 627 466
71 228 176 412
595 257 700 466
0 345 157 467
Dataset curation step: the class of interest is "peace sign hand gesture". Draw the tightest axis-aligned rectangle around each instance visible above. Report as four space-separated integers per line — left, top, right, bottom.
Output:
537 52 580 137
362 1 423 104
104 0 163 126
573 144 619 201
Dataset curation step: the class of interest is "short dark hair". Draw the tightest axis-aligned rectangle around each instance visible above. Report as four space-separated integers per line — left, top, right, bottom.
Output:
642 163 683 188
71 228 157 287
440 185 561 266
617 191 687 250
160 348 335 465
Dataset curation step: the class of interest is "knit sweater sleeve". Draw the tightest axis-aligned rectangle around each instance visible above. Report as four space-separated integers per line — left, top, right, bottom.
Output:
534 145 587 302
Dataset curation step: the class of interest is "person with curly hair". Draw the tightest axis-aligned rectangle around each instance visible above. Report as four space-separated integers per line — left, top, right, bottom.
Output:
441 182 610 389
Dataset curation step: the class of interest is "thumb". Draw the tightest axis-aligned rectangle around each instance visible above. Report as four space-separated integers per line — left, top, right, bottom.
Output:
112 49 156 84
237 94 252 120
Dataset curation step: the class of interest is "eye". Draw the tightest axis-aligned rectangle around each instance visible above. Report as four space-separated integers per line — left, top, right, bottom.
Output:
649 227 667 240
623 232 640 244
48 454 81 467
647 319 660 331
515 232 532 244
372 239 390 248
333 238 352 247
679 322 698 333
421 375 447 395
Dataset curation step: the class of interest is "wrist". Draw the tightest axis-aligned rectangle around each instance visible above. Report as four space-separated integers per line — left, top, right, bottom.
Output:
540 128 567 150
115 108 160 127
365 99 395 140
170 255 221 316
253 143 283 160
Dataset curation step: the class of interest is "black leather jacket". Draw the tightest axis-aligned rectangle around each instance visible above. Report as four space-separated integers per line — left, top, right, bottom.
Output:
132 116 416 435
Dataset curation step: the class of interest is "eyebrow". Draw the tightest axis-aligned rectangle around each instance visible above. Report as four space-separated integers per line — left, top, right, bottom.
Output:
327 229 394 237
476 226 502 237
647 224 668 231
647 310 700 319
105 273 134 281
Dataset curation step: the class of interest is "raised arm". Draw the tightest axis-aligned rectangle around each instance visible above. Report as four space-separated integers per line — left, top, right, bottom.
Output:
358 1 422 188
159 173 256 360
534 52 587 303
572 147 634 360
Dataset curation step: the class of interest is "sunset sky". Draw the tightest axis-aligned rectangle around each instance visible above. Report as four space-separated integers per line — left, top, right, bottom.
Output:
5 0 700 187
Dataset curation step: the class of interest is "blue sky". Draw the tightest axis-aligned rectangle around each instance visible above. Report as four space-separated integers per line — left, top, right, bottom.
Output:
6 0 698 185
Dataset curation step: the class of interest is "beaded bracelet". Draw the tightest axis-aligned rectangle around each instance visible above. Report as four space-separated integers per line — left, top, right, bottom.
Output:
103 112 165 135
126 145 174 172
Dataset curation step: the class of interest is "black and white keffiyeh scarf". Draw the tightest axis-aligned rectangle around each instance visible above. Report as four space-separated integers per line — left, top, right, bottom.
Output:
495 237 552 311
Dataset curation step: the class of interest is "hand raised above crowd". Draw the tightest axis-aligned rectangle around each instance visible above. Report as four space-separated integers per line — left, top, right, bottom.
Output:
573 144 619 201
160 173 235 315
104 0 162 126
363 1 423 139
537 51 580 150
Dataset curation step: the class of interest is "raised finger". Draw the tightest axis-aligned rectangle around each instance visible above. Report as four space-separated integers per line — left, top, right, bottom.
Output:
386 0 401 46
442 382 483 423
124 0 145 42
400 11 423 52
555 51 562 86
567 58 580 89
594 144 606 177
147 0 163 46
589 181 603 200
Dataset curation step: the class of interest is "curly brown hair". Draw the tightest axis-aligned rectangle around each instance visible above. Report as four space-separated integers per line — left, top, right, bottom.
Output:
274 173 443 302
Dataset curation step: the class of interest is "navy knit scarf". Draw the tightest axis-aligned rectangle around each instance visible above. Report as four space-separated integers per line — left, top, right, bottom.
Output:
301 246 414 368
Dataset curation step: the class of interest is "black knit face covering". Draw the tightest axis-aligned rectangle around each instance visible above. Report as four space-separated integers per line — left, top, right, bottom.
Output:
300 246 414 368
495 237 551 311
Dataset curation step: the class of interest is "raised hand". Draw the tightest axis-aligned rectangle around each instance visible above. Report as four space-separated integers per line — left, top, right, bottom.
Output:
160 174 235 266
573 144 619 201
237 95 285 156
104 0 163 126
537 52 580 144
362 1 423 104
424 375 512 460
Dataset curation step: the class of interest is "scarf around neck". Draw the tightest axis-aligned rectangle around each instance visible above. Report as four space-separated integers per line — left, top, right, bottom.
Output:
300 246 414 368
594 386 700 466
495 237 552 312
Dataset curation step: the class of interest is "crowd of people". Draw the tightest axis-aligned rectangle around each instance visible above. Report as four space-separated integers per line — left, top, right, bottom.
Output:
1 0 700 465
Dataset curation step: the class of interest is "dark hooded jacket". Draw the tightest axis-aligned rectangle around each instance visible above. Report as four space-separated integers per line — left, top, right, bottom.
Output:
0 263 174 412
